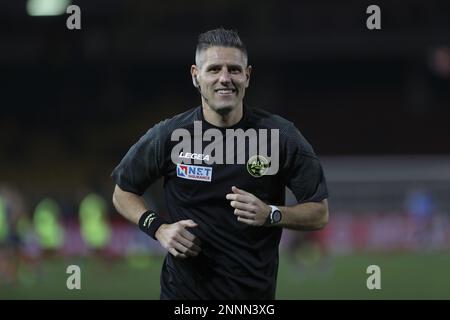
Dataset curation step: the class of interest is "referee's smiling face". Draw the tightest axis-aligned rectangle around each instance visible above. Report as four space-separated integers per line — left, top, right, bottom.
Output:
191 46 251 116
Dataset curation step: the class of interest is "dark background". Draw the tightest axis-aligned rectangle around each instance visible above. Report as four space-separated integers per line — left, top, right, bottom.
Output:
1 0 450 300
1 0 449 204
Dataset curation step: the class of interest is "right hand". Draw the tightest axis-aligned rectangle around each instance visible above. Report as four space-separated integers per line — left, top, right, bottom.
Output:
155 219 202 259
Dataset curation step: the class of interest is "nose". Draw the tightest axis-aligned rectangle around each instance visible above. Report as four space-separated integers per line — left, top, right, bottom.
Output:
218 69 231 84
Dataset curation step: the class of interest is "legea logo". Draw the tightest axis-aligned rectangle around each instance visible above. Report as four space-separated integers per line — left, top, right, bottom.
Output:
171 121 279 176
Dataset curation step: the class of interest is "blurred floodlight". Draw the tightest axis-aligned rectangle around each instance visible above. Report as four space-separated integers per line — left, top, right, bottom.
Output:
27 0 71 16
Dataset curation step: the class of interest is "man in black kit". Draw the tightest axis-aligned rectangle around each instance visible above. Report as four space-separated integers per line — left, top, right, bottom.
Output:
111 28 329 300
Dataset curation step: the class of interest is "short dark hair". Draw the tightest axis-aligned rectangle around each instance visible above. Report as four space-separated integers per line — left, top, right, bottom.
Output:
195 28 248 65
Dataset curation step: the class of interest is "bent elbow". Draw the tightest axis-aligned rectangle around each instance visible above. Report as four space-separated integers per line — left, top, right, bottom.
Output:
112 188 118 206
112 185 122 211
112 192 117 208
315 206 329 230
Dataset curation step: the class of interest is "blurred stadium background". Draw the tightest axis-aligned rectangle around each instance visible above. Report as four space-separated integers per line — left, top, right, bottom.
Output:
1 0 450 299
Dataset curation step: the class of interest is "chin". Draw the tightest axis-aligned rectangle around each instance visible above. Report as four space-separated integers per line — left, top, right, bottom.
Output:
211 104 235 115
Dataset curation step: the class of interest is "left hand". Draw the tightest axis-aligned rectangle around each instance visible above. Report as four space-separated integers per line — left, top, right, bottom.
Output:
226 186 271 226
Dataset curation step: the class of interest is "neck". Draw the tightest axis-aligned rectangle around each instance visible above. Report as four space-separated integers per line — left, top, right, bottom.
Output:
201 101 243 128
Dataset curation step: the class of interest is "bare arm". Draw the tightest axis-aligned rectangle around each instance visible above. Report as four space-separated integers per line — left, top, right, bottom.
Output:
112 184 148 225
226 186 329 230
277 199 328 230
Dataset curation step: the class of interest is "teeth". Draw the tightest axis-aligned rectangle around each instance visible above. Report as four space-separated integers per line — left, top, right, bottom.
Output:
217 89 233 93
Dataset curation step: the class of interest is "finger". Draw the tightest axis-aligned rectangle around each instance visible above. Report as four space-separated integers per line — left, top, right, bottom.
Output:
181 229 202 246
169 248 188 259
229 200 254 212
173 241 199 257
232 186 252 196
180 228 196 242
226 193 236 201
233 209 256 220
226 193 251 203
236 216 256 226
178 219 198 228
176 234 202 254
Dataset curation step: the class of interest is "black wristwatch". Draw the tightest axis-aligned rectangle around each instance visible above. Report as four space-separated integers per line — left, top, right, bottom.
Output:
265 205 282 225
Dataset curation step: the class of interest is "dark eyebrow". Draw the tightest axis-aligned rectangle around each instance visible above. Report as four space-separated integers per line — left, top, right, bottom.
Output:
206 64 243 70
227 64 243 70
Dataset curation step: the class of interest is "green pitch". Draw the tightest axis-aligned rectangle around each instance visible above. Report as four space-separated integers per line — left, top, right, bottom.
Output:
1 252 449 299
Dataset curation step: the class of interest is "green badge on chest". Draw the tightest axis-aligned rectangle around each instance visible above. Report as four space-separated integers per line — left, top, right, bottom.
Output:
246 155 270 177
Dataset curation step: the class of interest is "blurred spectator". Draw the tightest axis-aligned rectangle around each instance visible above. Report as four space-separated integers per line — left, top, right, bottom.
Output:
0 185 37 285
33 198 65 257
404 188 435 247
79 192 111 256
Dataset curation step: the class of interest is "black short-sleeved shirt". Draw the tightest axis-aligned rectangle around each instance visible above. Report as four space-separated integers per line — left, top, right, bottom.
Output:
112 105 328 299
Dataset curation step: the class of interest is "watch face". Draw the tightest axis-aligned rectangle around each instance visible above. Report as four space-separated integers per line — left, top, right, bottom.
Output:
272 210 281 223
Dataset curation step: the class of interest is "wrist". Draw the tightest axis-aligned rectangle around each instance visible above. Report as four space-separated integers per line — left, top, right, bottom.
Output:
155 223 168 241
265 205 271 219
138 210 167 240
264 205 282 226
